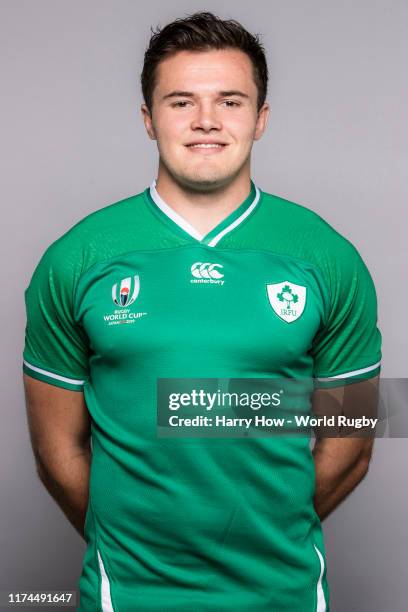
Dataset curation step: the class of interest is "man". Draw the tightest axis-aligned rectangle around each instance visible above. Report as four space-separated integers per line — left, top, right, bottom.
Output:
23 12 382 612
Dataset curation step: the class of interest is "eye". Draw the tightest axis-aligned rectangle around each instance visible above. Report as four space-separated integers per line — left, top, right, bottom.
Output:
222 100 240 107
171 100 191 108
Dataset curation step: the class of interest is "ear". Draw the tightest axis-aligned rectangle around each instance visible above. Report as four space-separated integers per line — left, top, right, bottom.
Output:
141 103 157 140
254 102 270 141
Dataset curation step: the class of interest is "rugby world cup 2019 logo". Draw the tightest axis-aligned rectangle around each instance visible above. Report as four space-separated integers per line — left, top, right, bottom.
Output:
103 275 147 326
112 276 140 306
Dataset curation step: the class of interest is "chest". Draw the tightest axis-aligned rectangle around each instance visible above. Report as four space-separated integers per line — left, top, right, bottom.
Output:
75 247 327 376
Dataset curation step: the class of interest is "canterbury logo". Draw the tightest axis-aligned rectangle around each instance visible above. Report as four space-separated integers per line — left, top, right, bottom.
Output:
190 262 224 285
191 262 224 279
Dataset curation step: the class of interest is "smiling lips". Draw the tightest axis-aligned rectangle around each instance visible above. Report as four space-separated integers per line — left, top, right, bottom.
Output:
185 141 228 152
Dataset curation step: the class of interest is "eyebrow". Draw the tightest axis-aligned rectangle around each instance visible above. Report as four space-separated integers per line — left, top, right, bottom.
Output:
162 90 250 100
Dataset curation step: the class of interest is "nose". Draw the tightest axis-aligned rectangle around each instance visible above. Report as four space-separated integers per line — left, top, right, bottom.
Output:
190 101 222 132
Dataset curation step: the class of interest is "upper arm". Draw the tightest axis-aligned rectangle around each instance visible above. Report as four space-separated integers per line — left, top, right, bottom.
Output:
22 235 92 467
312 375 379 466
311 239 382 388
22 235 90 391
308 233 382 466
23 374 91 473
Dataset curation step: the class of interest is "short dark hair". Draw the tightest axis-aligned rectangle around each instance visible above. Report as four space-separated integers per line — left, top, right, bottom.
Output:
141 12 268 112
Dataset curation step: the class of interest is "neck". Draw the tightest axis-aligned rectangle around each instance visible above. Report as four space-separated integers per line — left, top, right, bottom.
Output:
154 163 252 236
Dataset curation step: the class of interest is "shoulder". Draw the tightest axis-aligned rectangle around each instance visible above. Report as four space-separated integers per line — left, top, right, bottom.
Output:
258 189 366 268
30 191 147 279
53 190 145 248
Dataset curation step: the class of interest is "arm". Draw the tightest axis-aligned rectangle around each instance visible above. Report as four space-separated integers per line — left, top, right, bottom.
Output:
23 374 92 540
311 375 379 521
312 436 373 521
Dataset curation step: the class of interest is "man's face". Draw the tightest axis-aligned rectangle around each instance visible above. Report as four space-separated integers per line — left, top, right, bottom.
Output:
142 49 269 191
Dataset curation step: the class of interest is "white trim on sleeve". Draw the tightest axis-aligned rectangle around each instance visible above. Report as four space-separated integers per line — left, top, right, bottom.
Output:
316 360 381 382
23 359 85 385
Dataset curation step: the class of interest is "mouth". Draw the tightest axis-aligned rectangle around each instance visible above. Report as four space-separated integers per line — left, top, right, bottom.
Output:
185 142 228 153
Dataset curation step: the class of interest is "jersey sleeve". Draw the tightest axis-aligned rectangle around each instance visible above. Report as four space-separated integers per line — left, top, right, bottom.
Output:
311 240 382 388
23 235 90 391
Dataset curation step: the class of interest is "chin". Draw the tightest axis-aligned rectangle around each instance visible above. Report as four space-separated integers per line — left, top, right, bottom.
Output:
182 176 229 192
179 167 238 190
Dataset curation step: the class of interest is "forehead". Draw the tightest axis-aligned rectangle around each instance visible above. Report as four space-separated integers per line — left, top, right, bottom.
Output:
154 49 256 96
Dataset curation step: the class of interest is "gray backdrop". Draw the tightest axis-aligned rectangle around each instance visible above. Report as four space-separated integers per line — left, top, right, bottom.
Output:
1 0 407 610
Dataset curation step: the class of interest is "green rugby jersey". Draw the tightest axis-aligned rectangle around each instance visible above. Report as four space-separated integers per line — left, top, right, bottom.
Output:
23 180 382 612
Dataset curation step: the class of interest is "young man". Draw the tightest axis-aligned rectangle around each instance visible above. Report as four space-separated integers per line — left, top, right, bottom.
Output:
23 12 382 612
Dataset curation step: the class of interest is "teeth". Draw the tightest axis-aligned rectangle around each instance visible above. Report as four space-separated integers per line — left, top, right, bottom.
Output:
189 144 223 148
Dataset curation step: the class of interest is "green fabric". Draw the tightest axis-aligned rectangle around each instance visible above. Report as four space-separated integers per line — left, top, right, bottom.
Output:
23 183 382 611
